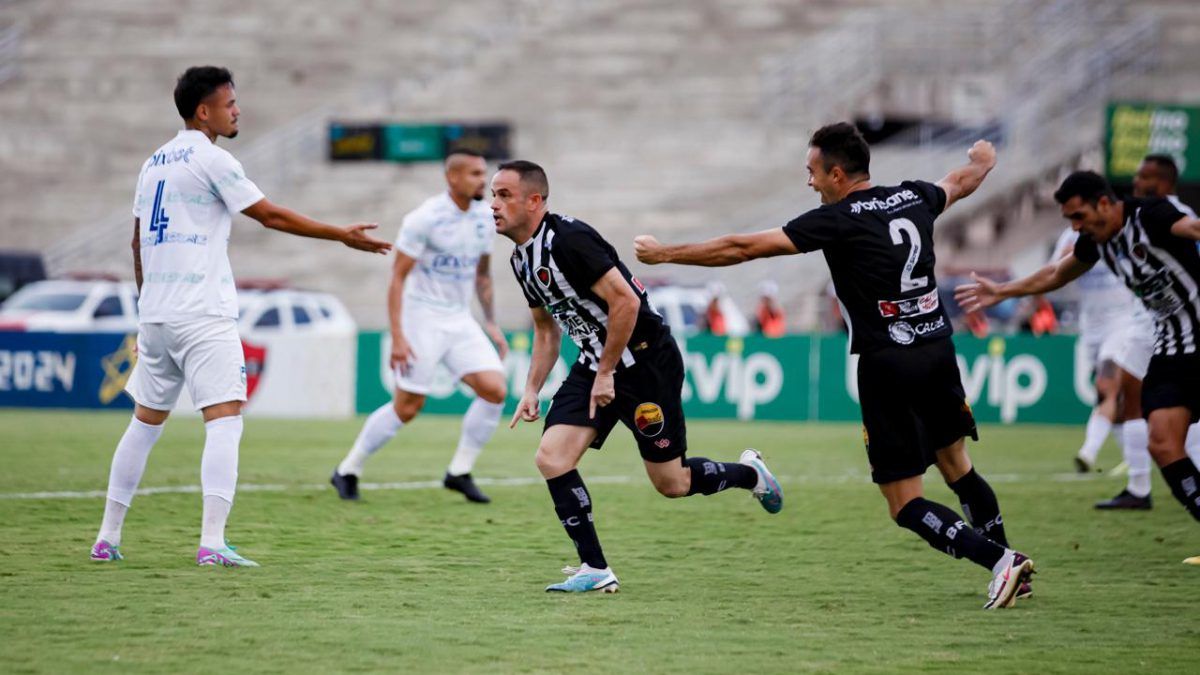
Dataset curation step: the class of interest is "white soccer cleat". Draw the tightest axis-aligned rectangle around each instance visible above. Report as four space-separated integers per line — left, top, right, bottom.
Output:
545 564 619 593
984 551 1035 610
739 449 783 514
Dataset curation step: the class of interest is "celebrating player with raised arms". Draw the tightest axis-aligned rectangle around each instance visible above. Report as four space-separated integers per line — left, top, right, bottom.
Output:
636 123 1035 609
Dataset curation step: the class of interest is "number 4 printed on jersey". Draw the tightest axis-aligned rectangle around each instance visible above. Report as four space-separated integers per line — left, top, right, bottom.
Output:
889 218 928 292
148 179 170 245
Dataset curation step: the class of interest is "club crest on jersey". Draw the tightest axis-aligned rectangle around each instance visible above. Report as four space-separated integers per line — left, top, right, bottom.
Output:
535 266 552 288
887 321 916 345
634 402 665 437
1131 242 1148 262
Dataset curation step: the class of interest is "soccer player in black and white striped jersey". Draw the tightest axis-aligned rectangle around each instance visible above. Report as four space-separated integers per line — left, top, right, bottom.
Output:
958 171 1200 563
492 160 784 593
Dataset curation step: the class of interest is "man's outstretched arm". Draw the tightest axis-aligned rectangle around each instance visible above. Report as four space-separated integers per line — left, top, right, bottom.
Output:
241 199 391 254
634 229 797 267
954 254 1093 313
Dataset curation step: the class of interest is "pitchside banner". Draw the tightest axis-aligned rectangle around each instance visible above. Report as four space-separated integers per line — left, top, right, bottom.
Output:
0 332 136 410
355 332 1094 424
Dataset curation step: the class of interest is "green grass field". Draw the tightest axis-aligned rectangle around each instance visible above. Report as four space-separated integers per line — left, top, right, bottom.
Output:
1 409 1197 674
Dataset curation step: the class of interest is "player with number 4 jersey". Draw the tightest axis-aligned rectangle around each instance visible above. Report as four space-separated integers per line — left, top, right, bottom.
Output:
636 122 1034 610
91 66 390 569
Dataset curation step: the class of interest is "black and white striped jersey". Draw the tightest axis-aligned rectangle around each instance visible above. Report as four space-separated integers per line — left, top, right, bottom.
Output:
1074 197 1200 356
510 213 668 371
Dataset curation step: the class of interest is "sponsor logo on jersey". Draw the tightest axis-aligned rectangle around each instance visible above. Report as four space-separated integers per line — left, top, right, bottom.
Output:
149 146 195 167
535 266 552 288
878 287 940 318
1132 242 1148 262
654 438 671 449
634 402 665 437
913 315 947 335
848 189 920 214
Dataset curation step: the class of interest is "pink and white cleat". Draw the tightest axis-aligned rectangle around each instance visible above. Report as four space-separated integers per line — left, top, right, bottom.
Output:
90 540 124 562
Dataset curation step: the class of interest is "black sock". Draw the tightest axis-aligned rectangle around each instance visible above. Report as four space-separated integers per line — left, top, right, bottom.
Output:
546 470 607 568
895 497 1006 571
685 457 758 495
948 468 1008 547
1160 458 1200 522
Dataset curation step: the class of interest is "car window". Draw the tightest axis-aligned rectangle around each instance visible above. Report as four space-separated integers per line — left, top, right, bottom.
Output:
93 295 124 318
5 292 88 312
680 304 699 329
255 307 281 328
292 305 311 325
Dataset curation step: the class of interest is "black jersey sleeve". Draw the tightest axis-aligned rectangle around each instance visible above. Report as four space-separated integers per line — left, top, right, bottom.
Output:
552 229 618 290
903 180 947 216
1139 198 1188 241
781 207 841 253
1073 234 1100 264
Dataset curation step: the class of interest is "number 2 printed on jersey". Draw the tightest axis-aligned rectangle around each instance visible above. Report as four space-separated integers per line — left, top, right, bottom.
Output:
889 218 928 292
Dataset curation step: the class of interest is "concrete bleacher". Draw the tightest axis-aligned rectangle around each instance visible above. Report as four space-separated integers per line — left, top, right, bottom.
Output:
2 0 1198 331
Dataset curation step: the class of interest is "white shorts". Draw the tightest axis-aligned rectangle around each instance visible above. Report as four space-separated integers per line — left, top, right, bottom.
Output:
126 316 247 411
1097 321 1155 380
394 306 503 395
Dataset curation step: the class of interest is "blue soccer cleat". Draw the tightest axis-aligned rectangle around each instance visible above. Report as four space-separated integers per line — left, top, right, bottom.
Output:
197 544 260 568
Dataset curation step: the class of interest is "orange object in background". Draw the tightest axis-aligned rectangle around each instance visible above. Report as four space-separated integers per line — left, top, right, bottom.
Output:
964 310 990 337
1029 297 1058 336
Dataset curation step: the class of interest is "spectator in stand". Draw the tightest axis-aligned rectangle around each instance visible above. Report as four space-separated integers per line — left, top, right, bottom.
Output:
754 280 786 337
703 281 728 336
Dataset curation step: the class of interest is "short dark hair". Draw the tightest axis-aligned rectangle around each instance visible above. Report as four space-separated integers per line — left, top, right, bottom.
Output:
174 66 234 120
1053 171 1117 206
497 160 549 200
1142 153 1180 186
809 122 870 177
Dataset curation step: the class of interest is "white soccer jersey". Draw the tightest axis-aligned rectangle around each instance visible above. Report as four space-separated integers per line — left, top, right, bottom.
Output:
132 130 264 323
1052 227 1147 339
394 192 494 314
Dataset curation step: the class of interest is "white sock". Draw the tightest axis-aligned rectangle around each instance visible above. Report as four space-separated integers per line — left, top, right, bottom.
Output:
200 415 242 549
448 399 504 476
97 416 165 546
1123 419 1152 498
201 495 233 550
1077 410 1112 464
1187 423 1200 466
338 403 403 477
992 548 1015 576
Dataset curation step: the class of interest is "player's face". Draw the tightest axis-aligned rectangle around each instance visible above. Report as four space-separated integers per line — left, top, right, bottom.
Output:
1061 196 1119 241
805 147 837 204
198 84 240 139
491 170 534 240
1132 161 1165 198
447 156 489 201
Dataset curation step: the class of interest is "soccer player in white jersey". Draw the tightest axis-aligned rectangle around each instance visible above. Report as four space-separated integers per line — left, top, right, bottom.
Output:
331 149 508 504
89 66 391 567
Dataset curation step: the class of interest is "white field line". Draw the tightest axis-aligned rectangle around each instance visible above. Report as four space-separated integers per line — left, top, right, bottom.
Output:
0 471 1106 501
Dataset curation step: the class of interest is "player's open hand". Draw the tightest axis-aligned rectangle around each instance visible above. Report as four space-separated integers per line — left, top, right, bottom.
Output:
341 223 392 254
509 392 541 428
634 235 664 265
485 321 509 359
967 140 997 169
588 370 615 419
953 272 1002 313
390 335 416 375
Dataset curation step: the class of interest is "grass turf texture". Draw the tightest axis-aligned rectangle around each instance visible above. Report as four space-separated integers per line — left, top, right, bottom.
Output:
1 409 1197 674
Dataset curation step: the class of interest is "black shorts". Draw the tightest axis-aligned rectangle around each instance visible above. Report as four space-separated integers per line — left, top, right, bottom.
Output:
543 338 687 463
857 338 978 484
1142 353 1200 424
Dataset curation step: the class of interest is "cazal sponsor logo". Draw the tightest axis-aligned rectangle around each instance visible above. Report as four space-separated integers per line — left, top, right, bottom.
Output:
849 189 919 214
878 288 940 318
149 146 195 167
